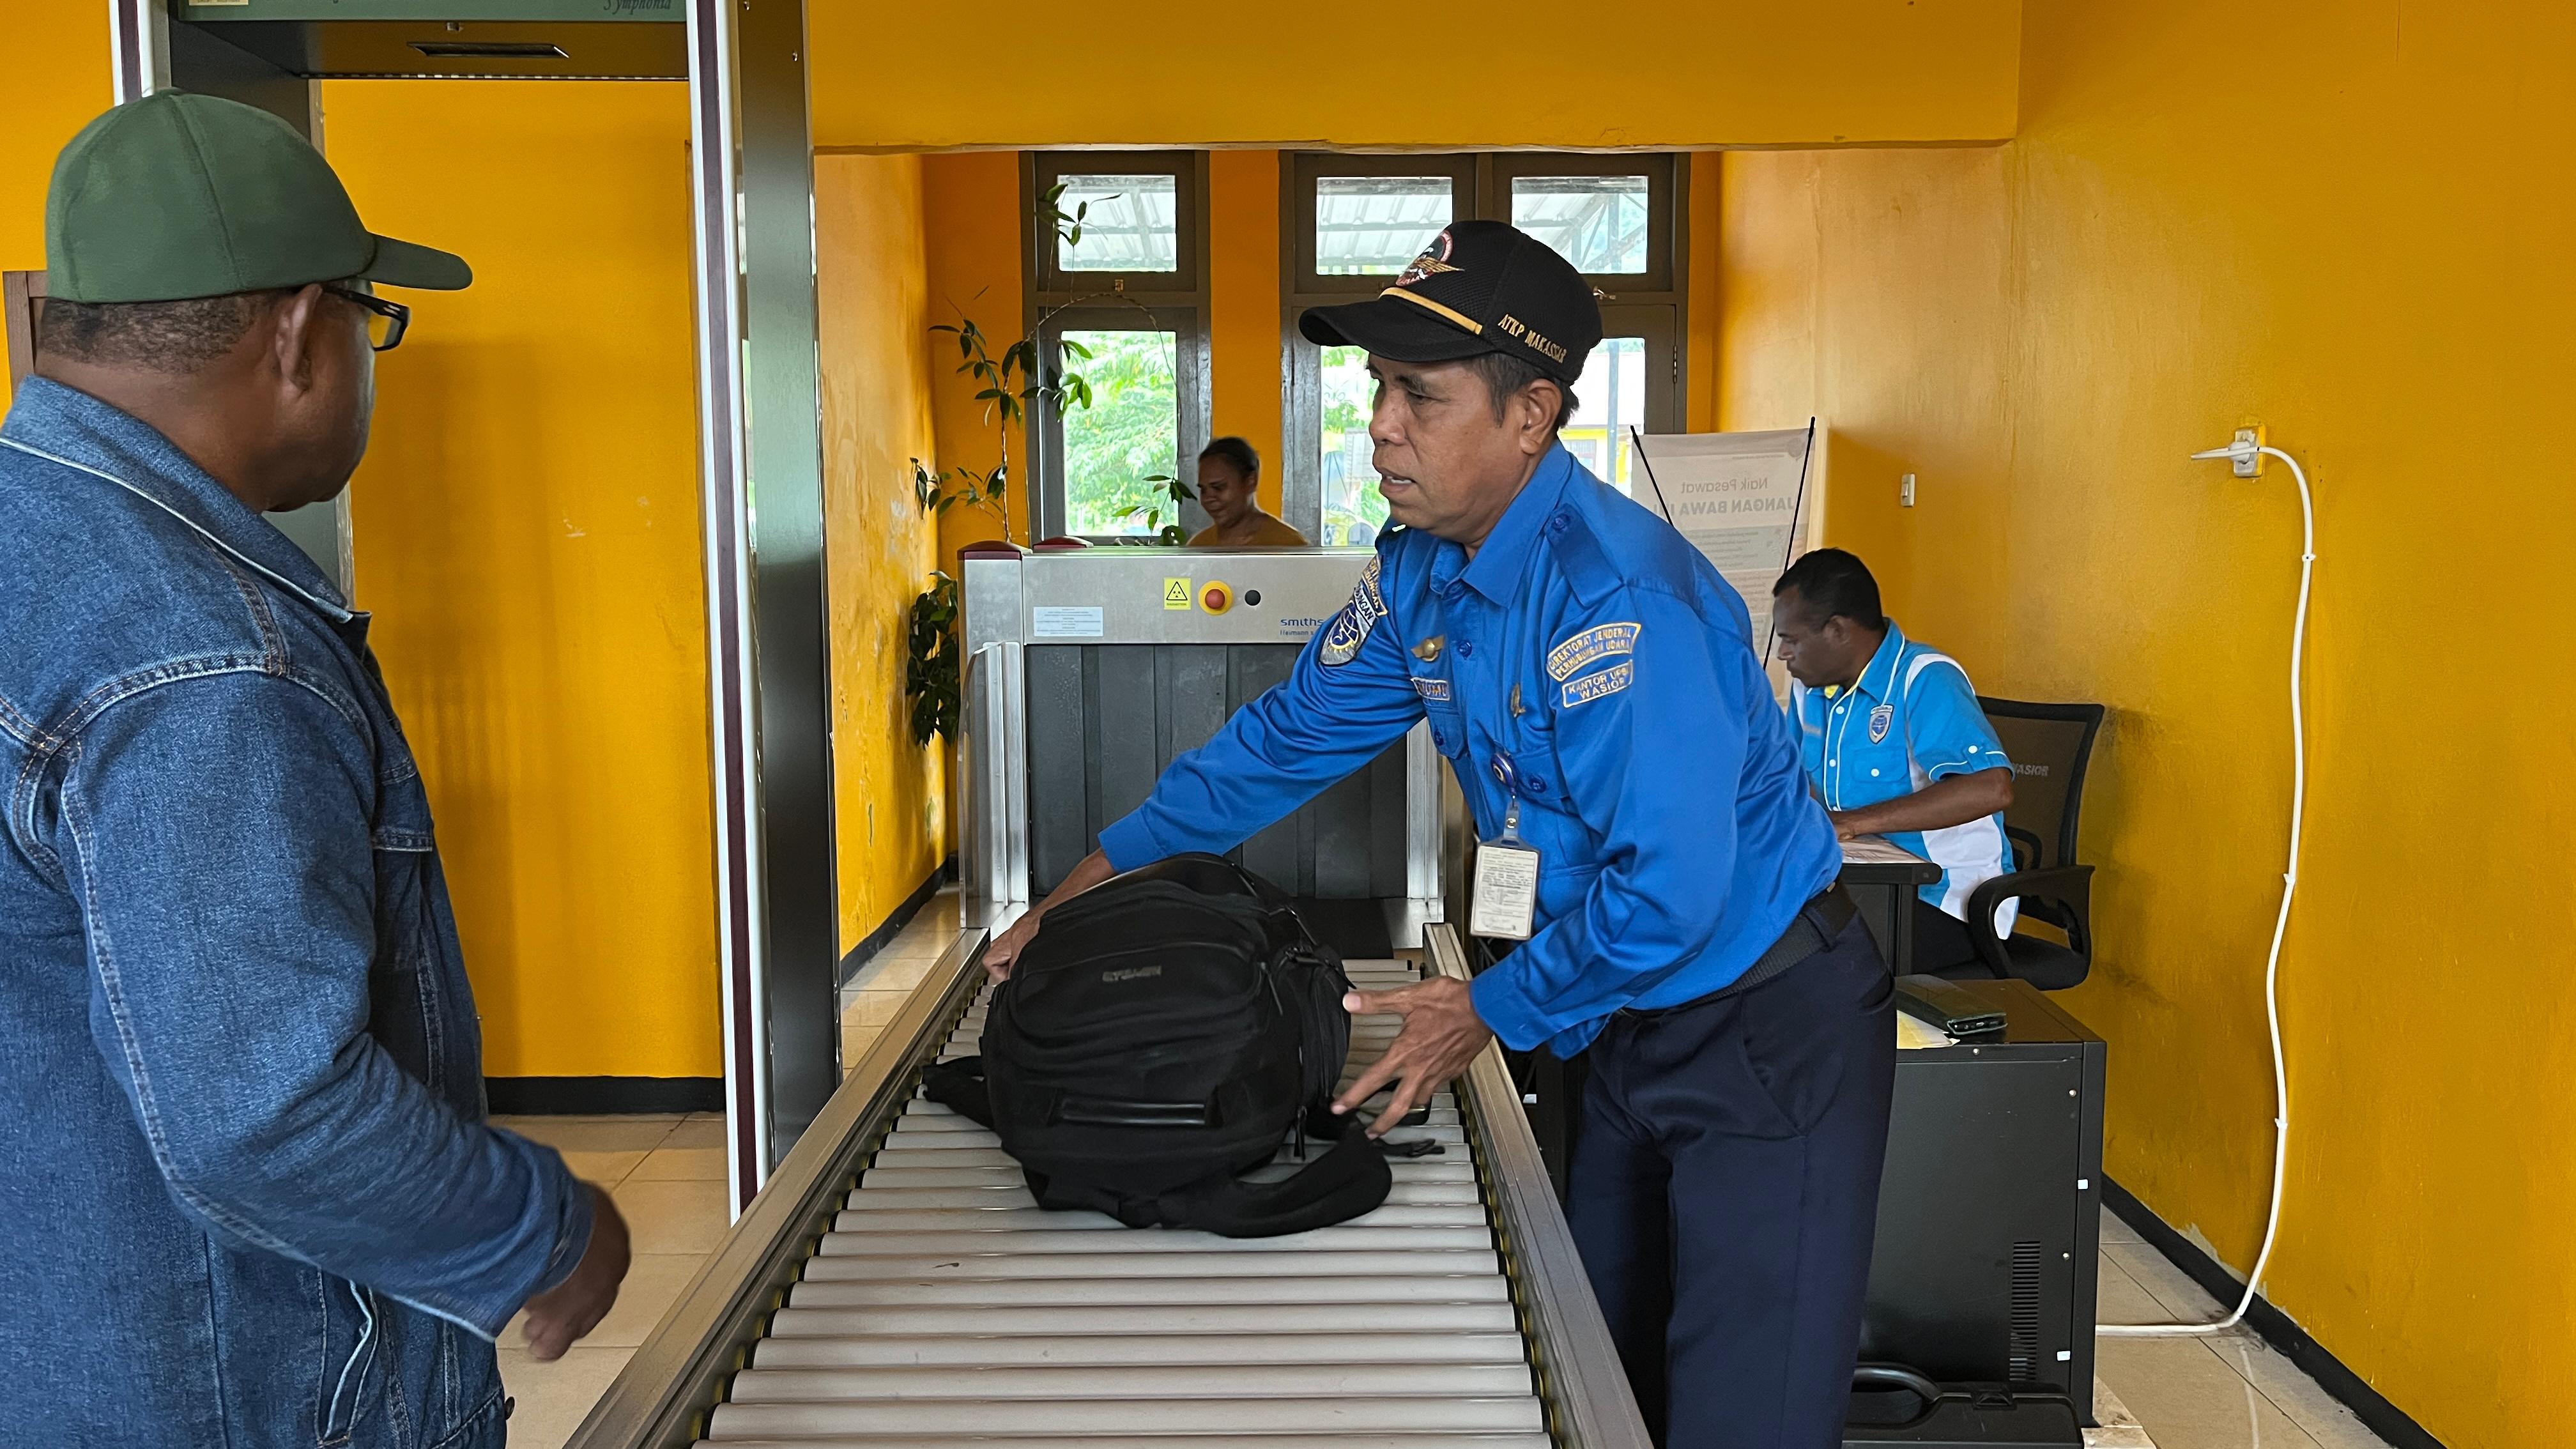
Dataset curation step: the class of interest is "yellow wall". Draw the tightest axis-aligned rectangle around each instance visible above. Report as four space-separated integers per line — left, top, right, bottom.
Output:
809 2 2020 150
1716 2 2576 1439
1 1 111 406
921 151 1030 556
1208 150 1284 515
325 81 719 1080
815 153 946 951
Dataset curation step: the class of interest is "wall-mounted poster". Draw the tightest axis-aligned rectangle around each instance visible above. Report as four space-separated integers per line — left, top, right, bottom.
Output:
1630 422 1817 678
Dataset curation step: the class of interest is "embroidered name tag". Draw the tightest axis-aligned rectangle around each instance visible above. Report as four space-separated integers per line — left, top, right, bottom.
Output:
1318 556 1387 668
1547 622 1640 680
1561 661 1634 708
1411 676 1452 701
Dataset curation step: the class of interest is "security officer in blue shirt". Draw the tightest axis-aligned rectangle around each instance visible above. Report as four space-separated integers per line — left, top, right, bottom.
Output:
985 221 1896 1448
1773 549 2018 975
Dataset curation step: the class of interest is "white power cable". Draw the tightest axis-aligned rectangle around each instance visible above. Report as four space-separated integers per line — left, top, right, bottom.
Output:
2099 440 2311 1338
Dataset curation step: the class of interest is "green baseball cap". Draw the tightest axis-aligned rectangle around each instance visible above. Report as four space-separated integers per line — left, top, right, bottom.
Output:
47 90 470 305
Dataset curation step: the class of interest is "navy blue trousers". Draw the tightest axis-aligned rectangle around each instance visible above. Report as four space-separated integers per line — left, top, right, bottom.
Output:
1569 916 1896 1449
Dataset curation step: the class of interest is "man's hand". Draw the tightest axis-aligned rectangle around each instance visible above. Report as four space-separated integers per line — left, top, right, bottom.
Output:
521 1185 630 1362
1827 809 1866 841
983 848 1119 981
983 911 1043 982
1331 977 1493 1135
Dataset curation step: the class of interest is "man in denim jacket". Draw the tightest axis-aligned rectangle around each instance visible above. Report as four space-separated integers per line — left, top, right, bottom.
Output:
0 93 629 1446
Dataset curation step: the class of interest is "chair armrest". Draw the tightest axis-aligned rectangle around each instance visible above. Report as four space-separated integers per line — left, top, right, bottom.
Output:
1965 864 2095 977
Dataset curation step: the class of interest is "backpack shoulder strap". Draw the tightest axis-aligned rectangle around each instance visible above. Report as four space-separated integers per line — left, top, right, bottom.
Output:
1154 1130 1392 1239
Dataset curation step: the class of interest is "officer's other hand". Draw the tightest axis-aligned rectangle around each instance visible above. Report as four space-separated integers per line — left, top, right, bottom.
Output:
522 1184 631 1362
986 848 1117 981
1827 809 1866 841
984 912 1043 981
1332 977 1493 1135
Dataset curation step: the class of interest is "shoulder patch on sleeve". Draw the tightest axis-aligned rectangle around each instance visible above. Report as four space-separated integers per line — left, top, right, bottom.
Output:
1317 555 1387 668
1560 660 1634 708
1546 622 1641 680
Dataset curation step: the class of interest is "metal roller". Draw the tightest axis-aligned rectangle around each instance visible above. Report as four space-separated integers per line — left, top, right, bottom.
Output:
564 925 1650 1449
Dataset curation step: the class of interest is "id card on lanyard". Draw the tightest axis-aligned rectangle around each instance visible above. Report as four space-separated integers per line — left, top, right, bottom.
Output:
1470 751 1540 940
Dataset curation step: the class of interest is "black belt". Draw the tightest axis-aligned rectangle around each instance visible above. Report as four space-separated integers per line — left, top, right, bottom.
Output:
1618 884 1859 1020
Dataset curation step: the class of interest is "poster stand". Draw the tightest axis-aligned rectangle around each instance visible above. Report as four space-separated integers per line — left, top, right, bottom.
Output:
1630 420 1818 688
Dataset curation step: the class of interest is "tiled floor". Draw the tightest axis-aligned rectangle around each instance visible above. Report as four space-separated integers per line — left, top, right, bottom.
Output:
837 886 967 1073
492 888 2396 1449
2093 1212 2392 1449
486 1112 725 1449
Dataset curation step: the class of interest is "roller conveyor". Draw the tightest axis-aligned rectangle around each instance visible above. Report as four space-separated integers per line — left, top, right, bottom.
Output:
567 928 1649 1449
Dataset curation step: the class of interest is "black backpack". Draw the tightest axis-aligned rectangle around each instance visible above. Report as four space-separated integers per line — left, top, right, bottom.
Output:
922 855 1393 1237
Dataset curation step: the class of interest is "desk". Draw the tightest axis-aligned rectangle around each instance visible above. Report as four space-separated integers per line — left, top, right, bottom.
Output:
1841 836 1940 973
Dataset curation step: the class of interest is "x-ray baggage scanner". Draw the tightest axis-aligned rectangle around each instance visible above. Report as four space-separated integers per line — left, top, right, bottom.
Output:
960 545 1455 951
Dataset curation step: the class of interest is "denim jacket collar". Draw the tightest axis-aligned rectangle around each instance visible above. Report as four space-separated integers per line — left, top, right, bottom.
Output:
1433 444 1577 605
0 378 354 623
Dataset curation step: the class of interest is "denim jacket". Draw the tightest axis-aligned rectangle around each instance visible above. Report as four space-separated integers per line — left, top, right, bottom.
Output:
0 380 593 1448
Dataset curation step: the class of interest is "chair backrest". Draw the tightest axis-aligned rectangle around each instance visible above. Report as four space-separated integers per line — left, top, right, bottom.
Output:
1976 698 2105 871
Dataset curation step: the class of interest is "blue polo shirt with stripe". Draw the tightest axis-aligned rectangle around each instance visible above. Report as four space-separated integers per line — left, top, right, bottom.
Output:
1788 621 2016 926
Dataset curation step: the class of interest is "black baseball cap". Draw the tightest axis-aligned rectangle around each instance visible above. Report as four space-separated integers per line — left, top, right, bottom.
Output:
1299 220 1601 387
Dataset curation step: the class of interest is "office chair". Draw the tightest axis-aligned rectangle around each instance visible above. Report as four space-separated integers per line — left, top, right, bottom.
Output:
1963 699 2106 991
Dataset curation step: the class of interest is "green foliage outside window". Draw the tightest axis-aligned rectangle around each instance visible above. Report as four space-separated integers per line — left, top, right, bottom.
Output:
1061 329 1184 536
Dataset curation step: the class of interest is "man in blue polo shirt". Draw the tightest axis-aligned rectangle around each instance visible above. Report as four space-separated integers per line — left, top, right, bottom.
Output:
1774 549 2016 974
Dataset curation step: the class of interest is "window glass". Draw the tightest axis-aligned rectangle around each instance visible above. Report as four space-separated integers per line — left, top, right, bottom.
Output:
1315 177 1452 275
1560 336 1647 493
1055 174 1179 272
1317 345 1390 545
1511 175 1650 274
1060 329 1180 533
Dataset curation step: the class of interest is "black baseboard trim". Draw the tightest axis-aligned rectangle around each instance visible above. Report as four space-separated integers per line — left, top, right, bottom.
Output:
836 862 951 988
2103 1177 2442 1449
486 1076 723 1116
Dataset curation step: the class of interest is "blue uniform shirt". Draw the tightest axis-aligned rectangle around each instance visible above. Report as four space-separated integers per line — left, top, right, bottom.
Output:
1788 620 2016 926
1098 445 1842 1057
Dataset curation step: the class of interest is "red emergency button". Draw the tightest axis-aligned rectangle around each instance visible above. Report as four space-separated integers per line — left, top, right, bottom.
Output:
1199 581 1234 615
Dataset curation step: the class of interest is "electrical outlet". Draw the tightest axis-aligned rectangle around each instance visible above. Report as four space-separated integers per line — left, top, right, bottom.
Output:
2232 426 2267 478
1899 473 1917 507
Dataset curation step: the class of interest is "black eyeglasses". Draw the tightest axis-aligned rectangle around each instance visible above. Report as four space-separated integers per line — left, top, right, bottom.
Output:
324 284 410 352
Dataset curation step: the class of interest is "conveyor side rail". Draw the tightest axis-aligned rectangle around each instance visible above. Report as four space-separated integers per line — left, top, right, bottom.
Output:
564 925 1648 1448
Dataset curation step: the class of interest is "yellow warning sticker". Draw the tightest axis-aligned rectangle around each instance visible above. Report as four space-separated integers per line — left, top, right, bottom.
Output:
1163 577 1193 611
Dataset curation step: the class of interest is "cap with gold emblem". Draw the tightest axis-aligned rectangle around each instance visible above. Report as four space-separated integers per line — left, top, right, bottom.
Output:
1297 219 1600 386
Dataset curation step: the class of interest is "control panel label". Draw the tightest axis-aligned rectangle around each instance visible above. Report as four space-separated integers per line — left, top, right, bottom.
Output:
1162 578 1192 610
1030 606 1105 639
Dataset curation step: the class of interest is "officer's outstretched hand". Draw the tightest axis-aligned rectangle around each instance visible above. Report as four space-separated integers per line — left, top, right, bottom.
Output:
984 849 1118 981
983 911 1043 982
1332 977 1494 1136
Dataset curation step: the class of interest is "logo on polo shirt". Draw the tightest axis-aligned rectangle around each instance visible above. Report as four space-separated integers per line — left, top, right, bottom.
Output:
1869 703 1894 744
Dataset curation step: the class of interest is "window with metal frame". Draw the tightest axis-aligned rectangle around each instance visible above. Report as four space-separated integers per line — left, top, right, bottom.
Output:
1280 152 1687 540
1027 151 1213 542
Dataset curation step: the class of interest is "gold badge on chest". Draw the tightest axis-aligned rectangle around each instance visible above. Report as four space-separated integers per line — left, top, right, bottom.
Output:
1412 636 1445 663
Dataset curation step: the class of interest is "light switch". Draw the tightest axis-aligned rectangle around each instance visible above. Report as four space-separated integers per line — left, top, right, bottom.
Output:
1899 473 1917 507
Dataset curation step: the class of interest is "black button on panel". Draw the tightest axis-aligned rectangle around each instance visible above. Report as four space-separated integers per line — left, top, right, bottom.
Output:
1243 589 1261 606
